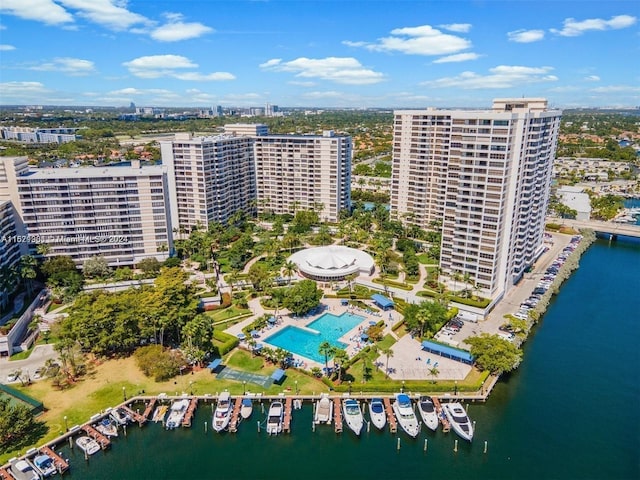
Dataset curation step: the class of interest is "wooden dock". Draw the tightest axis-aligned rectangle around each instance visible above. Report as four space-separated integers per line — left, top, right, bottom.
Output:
383 397 397 434
333 398 342 433
142 397 156 422
121 404 146 425
229 397 243 433
40 446 70 475
283 397 292 433
432 397 450 433
182 397 198 428
0 467 12 480
81 424 111 449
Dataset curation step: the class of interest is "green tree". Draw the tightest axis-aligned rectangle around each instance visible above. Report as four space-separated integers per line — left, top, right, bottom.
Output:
282 279 323 316
318 341 335 375
137 257 162 275
248 262 272 292
82 256 111 279
282 260 297 285
332 348 349 382
19 254 37 296
381 347 394 378
466 333 523 374
404 300 448 338
0 398 47 453
134 345 186 382
181 314 214 365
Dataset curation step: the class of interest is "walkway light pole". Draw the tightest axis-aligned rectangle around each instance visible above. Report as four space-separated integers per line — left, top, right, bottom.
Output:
64 416 68 432
295 380 298 395
122 386 127 401
243 381 246 395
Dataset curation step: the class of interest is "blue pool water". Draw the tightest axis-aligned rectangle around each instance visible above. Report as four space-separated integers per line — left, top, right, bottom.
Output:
264 312 365 362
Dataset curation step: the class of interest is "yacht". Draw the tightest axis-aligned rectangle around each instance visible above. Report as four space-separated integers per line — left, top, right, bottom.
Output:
8 459 39 480
109 408 130 426
32 453 57 478
240 398 253 420
392 394 421 438
342 399 364 436
443 402 474 442
213 392 233 432
165 399 190 430
75 436 101 455
314 393 333 424
368 398 386 430
266 401 284 435
95 417 118 437
417 396 439 431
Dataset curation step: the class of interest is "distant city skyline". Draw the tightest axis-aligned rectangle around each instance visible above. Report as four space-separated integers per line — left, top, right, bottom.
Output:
0 1 637 108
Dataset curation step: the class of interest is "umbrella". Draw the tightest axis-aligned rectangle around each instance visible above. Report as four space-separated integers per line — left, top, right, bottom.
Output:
254 343 264 350
268 316 277 324
360 333 369 340
368 320 377 326
237 333 246 340
250 329 260 337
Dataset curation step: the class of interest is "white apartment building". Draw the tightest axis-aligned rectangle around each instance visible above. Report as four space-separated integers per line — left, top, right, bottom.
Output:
0 157 173 267
391 99 561 299
223 123 269 137
0 126 77 143
254 131 352 222
0 200 22 310
160 133 257 233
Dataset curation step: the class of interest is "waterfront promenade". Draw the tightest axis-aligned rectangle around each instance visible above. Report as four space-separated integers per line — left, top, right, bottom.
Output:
547 216 640 238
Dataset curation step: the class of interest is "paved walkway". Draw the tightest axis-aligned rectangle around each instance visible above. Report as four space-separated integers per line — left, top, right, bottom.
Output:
0 344 58 382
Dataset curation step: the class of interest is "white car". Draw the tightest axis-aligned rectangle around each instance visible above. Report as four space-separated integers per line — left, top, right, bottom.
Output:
6 372 19 383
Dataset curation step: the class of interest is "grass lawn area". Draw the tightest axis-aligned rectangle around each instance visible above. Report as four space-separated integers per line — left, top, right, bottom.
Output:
204 306 251 322
376 334 397 351
9 346 34 361
417 253 438 265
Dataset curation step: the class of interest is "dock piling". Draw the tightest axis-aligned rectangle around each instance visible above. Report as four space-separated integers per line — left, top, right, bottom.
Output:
454 439 458 452
397 438 401 450
484 441 488 454
424 439 428 452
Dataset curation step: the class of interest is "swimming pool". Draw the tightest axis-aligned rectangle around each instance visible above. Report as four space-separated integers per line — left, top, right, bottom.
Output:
264 312 365 363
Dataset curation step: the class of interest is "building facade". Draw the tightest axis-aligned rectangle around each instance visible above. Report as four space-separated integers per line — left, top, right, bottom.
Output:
0 157 173 267
254 131 352 222
160 133 257 233
391 99 561 299
0 200 22 310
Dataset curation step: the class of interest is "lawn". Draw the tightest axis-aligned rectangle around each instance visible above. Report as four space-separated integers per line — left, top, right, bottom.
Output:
376 334 397 351
417 253 438 265
204 306 252 322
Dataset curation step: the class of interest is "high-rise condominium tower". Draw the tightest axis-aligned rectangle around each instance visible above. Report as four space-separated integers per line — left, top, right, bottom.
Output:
391 98 561 300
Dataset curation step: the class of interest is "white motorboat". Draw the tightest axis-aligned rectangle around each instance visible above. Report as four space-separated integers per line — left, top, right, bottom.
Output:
313 393 333 424
165 399 190 429
392 394 421 438
9 459 39 480
240 398 253 420
75 436 101 455
342 399 364 436
417 396 439 431
213 392 233 432
109 408 130 426
95 418 119 437
266 401 284 435
443 402 474 442
32 453 57 478
368 398 386 430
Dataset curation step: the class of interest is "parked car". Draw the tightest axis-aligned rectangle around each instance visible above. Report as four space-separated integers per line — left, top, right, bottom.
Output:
6 372 19 383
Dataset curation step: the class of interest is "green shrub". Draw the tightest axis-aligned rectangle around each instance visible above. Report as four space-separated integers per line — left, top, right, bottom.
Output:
213 330 240 356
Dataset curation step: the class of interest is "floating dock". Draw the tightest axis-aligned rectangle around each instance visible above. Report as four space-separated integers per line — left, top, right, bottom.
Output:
142 397 156 422
432 397 450 433
333 398 342 433
182 398 198 428
383 397 398 434
81 424 111 449
40 446 70 475
229 397 243 433
0 467 12 480
283 397 292 433
120 404 146 425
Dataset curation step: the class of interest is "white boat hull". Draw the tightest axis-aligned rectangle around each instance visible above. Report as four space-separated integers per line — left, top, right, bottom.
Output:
443 403 474 442
393 395 421 438
343 400 364 436
368 399 386 430
314 395 333 424
417 397 439 431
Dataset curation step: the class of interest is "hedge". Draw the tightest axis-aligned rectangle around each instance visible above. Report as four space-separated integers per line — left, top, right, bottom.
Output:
371 278 413 291
213 329 240 356
449 295 491 308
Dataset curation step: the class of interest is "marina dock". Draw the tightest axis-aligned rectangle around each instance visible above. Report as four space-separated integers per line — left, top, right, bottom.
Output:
333 398 342 433
383 397 397 434
432 397 450 432
0 467 12 480
283 397 292 433
142 397 156 422
40 446 70 474
121 404 146 425
229 397 243 433
81 424 111 449
182 398 198 428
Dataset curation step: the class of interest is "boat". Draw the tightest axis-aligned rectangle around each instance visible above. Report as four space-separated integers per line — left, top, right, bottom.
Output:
75 436 101 455
213 392 233 432
392 393 421 438
417 396 439 431
443 402 474 442
152 404 169 423
342 399 364 436
240 398 253 419
32 453 57 478
8 459 39 480
266 401 284 435
95 417 119 437
313 393 333 424
368 398 386 430
109 408 130 425
165 399 190 429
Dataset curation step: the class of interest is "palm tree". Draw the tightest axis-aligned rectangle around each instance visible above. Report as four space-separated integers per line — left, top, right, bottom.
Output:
333 348 349 382
345 272 358 294
19 255 38 297
451 270 463 293
36 243 51 257
429 366 439 383
318 341 334 376
282 260 297 285
381 347 394 378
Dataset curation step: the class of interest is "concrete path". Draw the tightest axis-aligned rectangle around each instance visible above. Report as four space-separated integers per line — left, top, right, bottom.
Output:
0 344 58 383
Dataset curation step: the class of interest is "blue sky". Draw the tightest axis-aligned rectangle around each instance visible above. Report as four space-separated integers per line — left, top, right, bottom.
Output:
0 1 638 108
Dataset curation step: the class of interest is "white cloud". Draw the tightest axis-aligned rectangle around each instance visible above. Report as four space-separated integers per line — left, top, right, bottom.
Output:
0 0 73 25
0 81 50 103
590 85 640 93
438 23 472 33
151 13 213 42
422 65 558 89
584 75 600 82
109 87 173 96
433 53 481 63
302 91 344 99
342 40 367 48
508 29 545 43
346 24 471 56
123 55 234 81
30 57 95 75
260 57 384 85
57 0 151 30
0 44 16 51
288 80 316 87
551 14 637 37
